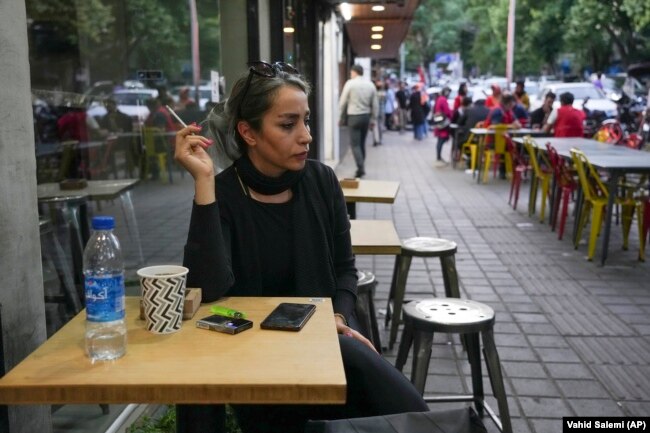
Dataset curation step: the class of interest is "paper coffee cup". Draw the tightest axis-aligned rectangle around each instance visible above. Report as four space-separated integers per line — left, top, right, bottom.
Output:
137 265 189 334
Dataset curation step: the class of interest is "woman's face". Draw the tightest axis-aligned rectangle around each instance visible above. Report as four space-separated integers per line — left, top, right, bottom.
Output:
245 85 311 177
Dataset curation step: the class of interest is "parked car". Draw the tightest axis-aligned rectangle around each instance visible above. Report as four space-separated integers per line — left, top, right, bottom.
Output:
529 82 617 118
87 88 159 125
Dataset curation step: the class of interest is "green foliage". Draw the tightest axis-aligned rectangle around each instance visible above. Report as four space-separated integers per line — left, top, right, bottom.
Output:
26 0 221 89
125 405 242 433
127 406 176 433
407 0 650 77
405 0 470 70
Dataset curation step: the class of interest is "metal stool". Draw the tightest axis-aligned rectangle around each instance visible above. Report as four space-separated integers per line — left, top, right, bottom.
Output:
355 270 381 353
395 298 512 433
385 237 459 349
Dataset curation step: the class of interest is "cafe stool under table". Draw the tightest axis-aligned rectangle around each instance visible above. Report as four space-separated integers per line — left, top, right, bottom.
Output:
355 270 382 353
385 237 460 350
395 298 512 433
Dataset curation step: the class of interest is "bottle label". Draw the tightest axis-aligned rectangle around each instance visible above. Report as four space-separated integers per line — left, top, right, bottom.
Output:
85 274 125 322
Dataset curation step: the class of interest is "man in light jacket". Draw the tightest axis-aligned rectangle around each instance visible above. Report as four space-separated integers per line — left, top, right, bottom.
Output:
339 64 378 178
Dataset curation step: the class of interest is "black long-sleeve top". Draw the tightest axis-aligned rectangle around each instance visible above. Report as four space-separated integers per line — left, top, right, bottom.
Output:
183 160 358 321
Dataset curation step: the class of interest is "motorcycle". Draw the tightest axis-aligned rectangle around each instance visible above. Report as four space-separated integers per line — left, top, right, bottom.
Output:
593 92 647 149
581 96 608 139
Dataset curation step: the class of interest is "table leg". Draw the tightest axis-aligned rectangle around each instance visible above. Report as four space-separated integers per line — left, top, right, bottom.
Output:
549 174 559 230
528 172 538 217
451 129 460 169
120 190 145 266
600 173 619 266
346 202 357 220
476 138 485 184
572 187 584 247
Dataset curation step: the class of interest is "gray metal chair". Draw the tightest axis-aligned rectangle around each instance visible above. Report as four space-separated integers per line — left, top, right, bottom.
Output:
38 195 89 290
40 218 82 317
395 298 512 433
385 237 460 349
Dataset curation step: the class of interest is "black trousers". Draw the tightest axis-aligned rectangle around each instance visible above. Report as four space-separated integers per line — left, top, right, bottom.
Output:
176 335 428 433
347 114 371 173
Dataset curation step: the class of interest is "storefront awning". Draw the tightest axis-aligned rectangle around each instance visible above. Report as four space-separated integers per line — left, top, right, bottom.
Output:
325 0 421 59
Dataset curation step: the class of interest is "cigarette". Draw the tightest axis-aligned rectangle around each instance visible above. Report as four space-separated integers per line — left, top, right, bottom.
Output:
165 105 188 127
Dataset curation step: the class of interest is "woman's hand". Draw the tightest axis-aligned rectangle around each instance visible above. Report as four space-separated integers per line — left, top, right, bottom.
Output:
174 124 214 179
174 124 216 204
335 316 378 354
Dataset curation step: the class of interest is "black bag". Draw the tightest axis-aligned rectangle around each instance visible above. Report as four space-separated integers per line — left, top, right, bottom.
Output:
305 407 487 433
432 113 451 129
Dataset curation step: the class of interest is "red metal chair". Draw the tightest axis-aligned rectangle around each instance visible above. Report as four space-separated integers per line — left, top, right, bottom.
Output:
508 138 530 210
546 143 577 240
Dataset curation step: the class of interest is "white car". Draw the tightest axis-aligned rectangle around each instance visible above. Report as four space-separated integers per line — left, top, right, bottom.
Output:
87 88 159 125
529 82 617 118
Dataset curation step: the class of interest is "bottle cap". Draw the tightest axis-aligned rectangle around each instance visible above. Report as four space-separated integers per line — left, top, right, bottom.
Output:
91 216 115 230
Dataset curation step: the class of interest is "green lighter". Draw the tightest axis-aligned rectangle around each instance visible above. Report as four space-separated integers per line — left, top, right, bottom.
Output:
210 305 247 319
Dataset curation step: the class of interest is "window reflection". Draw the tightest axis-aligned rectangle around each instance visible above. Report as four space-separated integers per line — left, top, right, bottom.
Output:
28 0 222 335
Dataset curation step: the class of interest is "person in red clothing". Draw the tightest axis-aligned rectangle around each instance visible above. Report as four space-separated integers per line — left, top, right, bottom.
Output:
485 84 502 108
543 92 585 137
483 92 520 179
452 82 468 112
483 92 521 130
433 86 453 164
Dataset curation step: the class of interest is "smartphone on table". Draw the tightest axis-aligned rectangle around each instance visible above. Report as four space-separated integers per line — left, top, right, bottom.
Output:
196 314 253 334
260 303 316 331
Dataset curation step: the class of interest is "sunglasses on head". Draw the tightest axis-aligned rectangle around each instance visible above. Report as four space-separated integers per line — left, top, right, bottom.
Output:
236 61 300 118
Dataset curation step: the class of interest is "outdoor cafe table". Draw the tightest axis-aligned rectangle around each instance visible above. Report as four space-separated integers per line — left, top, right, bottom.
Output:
340 179 400 219
471 128 548 184
37 179 144 266
350 219 401 255
0 297 346 405
517 136 650 265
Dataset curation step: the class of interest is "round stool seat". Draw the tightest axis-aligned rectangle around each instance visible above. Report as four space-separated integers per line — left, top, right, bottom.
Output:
357 270 376 290
403 298 494 334
401 237 457 257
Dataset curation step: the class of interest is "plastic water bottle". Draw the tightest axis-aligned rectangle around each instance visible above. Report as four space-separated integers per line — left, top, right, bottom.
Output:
83 216 127 361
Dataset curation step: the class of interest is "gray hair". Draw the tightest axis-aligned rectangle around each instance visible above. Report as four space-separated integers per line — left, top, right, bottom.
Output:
206 69 310 169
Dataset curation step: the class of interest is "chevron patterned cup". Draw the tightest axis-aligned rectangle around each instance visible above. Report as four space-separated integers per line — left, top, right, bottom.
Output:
137 265 189 334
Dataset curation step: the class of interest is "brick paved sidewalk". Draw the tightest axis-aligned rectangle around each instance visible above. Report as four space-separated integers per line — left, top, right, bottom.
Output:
104 128 649 433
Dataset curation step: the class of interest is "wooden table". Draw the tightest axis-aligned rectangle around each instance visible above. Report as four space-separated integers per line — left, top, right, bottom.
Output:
341 179 400 219
350 219 401 255
0 297 346 405
519 137 650 265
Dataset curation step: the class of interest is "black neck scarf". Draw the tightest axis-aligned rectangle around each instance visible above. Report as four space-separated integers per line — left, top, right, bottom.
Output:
234 154 306 195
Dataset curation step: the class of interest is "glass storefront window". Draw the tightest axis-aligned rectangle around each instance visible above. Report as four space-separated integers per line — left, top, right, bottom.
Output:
28 0 222 334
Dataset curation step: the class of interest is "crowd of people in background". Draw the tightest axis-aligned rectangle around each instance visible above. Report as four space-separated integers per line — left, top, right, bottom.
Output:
356 73 592 171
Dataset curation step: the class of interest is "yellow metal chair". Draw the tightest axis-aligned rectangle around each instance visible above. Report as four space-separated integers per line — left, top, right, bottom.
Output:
459 121 483 173
482 124 512 183
570 149 646 261
523 138 553 223
142 127 170 183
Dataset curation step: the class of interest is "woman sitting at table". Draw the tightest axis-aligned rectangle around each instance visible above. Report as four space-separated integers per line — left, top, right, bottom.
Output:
174 61 428 433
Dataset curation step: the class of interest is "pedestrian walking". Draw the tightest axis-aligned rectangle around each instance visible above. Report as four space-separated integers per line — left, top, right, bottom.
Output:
339 64 378 177
433 87 452 165
409 83 429 141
